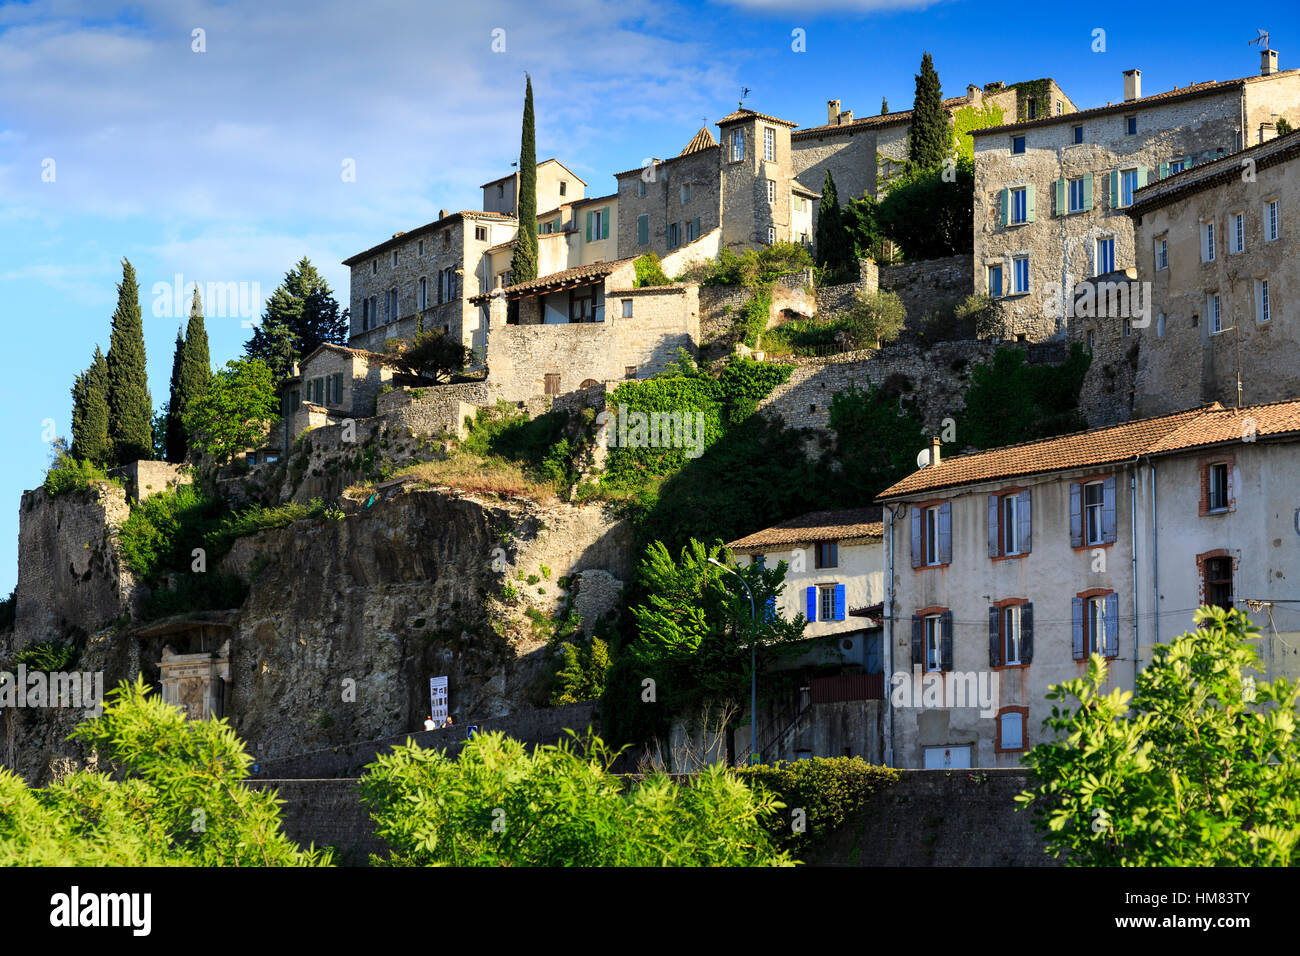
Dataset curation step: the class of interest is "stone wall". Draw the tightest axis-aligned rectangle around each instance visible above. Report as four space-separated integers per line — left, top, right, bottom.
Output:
249 778 385 865
107 460 191 504
376 382 492 442
616 147 722 260
879 254 974 320
813 259 880 318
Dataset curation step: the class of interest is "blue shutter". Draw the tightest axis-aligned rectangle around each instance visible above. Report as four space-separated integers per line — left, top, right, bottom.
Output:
988 605 1002 667
940 611 954 671
911 615 923 667
987 495 1000 557
833 584 845 621
1017 489 1032 554
1102 476 1117 543
910 506 923 568
806 586 817 622
938 501 952 565
1021 603 1034 664
1069 483 1083 547
1071 598 1085 660
1104 593 1119 657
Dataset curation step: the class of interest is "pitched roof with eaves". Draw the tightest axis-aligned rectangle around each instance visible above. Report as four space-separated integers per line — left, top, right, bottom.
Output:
342 211 516 266
1128 129 1300 216
727 507 883 552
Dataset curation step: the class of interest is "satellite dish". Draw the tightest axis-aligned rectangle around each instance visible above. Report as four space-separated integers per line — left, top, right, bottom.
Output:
916 448 932 468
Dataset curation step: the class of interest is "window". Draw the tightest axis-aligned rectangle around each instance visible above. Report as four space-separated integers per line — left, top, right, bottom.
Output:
667 221 680 249
1202 221 1216 262
1086 330 1095 351
589 208 605 241
1256 278 1271 323
1068 177 1085 213
1096 237 1115 275
819 586 836 622
371 260 377 275
368 295 377 324
1013 256 1030 294
1208 293 1223 334
625 366 637 379
681 183 691 204
541 220 553 235
497 271 510 289
1056 100 1063 115
1073 592 1117 658
544 373 561 396
988 263 1003 298
559 180 567 196
621 299 633 318
1156 236 1168 271
361 297 371 331
636 179 647 198
1123 318 1132 337
998 709 1027 751
1266 200 1280 241
1012 135 1025 154
1025 98 1037 120
815 542 838 569
392 250 398 266
807 584 845 623
731 129 745 162
912 611 952 673
443 230 450 248
1125 115 1137 135
1230 211 1245 253
1072 124 1084 144
418 239 424 255
1157 313 1166 337
498 183 505 197
418 277 427 311
1207 462 1229 512
988 490 1030 558
1072 477 1116 547
1202 555 1233 610
763 126 775 162
636 214 649 246
989 604 1033 667
766 179 776 204
685 217 701 242
912 501 951 568
923 746 970 769
767 226 776 245
386 289 397 321
1011 187 1028 224
475 225 487 241
1119 168 1139 207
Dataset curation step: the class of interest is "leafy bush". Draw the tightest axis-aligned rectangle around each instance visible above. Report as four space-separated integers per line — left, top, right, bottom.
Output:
633 253 670 288
958 344 1090 449
737 757 899 849
954 293 1003 339
119 484 226 580
550 635 611 705
676 242 811 288
14 641 79 672
358 730 791 866
142 573 249 618
0 590 14 632
382 329 470 383
843 289 906 348
43 455 112 498
0 679 330 866
1018 608 1300 866
827 382 927 502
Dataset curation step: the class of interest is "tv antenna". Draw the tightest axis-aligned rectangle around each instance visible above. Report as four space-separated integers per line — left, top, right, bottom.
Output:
1250 29 1270 50
739 86 752 108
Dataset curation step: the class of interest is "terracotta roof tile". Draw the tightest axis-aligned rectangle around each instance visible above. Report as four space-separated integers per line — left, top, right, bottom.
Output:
471 257 637 301
1147 400 1300 454
727 507 883 551
680 126 718 155
716 108 799 128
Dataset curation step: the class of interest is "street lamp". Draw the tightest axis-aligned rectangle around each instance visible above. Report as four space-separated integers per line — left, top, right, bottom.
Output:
707 557 758 766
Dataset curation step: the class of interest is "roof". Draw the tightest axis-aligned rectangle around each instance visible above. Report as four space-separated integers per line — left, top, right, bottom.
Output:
470 257 636 302
298 342 406 370
727 507 884 551
791 182 821 198
1128 129 1300 215
343 211 515 265
972 70 1299 136
570 192 617 207
877 400 1300 500
613 145 717 179
680 126 718 155
792 95 970 139
716 108 799 128
479 158 587 189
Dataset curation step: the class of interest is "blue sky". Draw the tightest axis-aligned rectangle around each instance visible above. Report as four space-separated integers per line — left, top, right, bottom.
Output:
1 0 1297 593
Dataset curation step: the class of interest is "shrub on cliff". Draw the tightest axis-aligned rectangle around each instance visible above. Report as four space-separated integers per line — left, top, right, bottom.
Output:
843 289 906 348
0 679 330 866
359 730 791 866
633 253 670 288
43 449 114 499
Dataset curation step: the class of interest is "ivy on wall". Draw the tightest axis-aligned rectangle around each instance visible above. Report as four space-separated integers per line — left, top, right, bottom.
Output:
1008 79 1052 122
951 102 1005 163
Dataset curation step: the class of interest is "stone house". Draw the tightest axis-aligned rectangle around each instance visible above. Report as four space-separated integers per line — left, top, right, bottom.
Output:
483 192 620 292
481 157 586 218
474 258 701 402
875 400 1300 769
972 55 1300 341
277 343 402 452
1124 129 1300 417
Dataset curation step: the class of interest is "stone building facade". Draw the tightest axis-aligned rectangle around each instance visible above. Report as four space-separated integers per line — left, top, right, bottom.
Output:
1125 129 1300 417
614 129 724 260
972 59 1300 341
277 344 400 452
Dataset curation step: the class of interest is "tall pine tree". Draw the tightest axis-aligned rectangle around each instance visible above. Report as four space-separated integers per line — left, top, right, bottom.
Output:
908 52 949 170
105 258 153 465
815 169 856 283
509 74 539 285
244 258 344 374
70 347 111 466
164 328 186 462
168 285 212 461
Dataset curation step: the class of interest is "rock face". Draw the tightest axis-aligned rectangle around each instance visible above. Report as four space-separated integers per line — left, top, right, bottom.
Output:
2 484 633 783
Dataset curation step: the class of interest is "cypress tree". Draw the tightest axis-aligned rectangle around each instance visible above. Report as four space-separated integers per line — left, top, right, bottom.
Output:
815 169 855 282
164 327 186 462
909 52 949 170
71 347 111 466
171 285 212 460
510 74 539 285
881 97 889 115
105 258 152 464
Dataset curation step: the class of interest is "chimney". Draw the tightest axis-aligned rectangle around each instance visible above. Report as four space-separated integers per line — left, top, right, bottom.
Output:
839 109 854 124
1123 69 1141 102
1262 48 1279 76
929 436 941 467
438 208 448 220
967 83 982 105
827 99 841 125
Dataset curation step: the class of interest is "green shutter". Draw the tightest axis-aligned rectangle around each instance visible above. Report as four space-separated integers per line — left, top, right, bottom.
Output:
1136 165 1148 189
1158 161 1169 179
601 207 610 240
1025 184 1036 222
1083 174 1094 211
693 216 701 238
1110 170 1120 207
1055 179 1066 216
999 188 1010 227
586 211 592 242
637 214 648 246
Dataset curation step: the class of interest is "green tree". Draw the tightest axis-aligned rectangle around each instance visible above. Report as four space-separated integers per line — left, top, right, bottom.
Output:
245 258 345 373
828 382 927 501
510 74 539 285
164 327 186 461
815 169 856 282
875 156 974 259
105 258 153 465
70 346 110 466
183 358 279 464
881 97 889 115
383 329 470 383
1017 608 1300 866
359 730 791 866
1276 117 1292 136
908 52 950 169
167 285 212 461
842 289 906 348
0 679 329 866
958 344 1090 449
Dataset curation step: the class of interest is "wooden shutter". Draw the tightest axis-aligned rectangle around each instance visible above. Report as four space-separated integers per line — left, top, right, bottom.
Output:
1021 603 1034 663
910 506 923 568
988 605 1002 667
1025 183 1036 222
1054 178 1066 216
1103 593 1119 657
1017 489 1032 554
940 611 954 671
999 188 1010 227
833 585 845 621
1136 166 1148 190
601 207 610 240
938 501 952 564
1083 174 1094 211
1069 482 1083 547
1158 161 1169 179
637 215 648 246
806 586 817 622
911 615 923 667
1109 169 1120 207
1071 597 1085 660
1102 475 1117 543
586 211 593 242
988 495 1000 557
693 216 701 239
